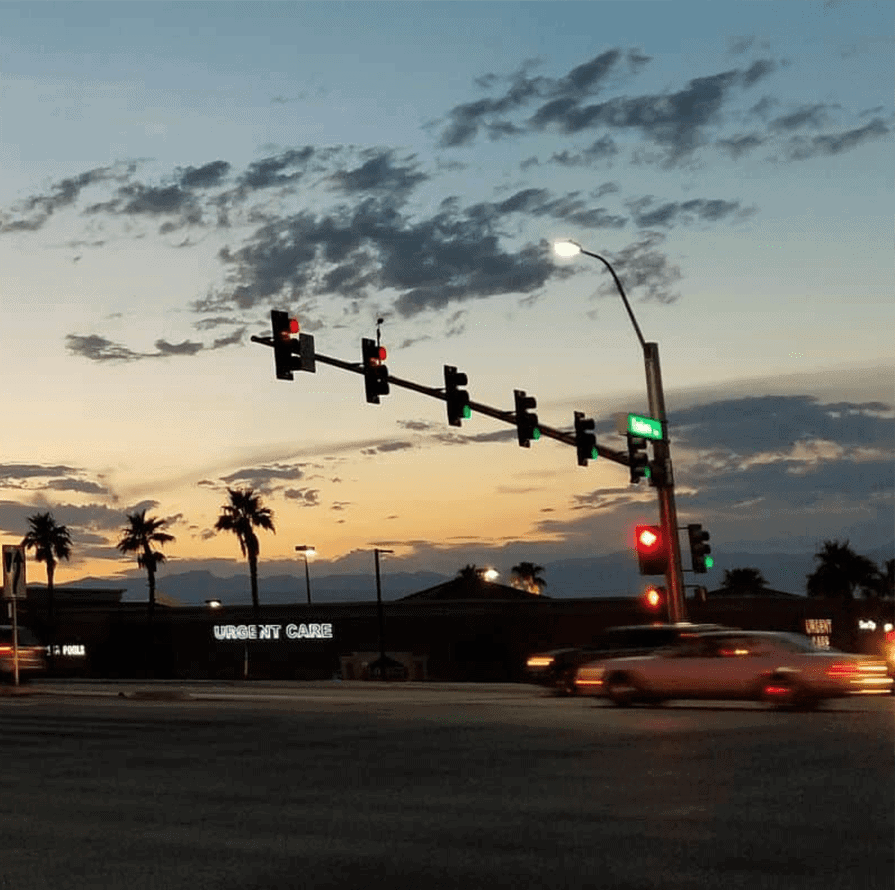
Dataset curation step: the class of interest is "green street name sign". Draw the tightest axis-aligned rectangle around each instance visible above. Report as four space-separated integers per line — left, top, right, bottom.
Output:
627 413 664 441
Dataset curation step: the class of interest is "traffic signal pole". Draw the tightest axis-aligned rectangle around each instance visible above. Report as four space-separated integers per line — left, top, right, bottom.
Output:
643 342 686 624
560 245 688 624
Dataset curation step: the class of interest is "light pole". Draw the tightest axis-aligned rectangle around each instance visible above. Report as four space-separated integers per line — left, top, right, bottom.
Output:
294 546 315 605
554 239 687 623
373 547 394 675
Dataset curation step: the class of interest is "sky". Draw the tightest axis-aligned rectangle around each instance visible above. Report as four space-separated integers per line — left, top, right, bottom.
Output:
0 1 892 595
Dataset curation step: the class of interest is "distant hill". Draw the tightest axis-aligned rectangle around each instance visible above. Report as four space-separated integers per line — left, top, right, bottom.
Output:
65 544 892 606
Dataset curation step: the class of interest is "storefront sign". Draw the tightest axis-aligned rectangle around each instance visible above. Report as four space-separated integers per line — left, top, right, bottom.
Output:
212 623 333 642
805 617 832 649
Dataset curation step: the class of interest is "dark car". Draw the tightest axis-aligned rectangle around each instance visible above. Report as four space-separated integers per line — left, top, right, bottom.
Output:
525 623 727 695
0 624 47 680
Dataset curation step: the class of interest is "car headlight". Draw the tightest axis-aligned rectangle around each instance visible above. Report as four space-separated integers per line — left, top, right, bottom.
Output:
526 656 554 668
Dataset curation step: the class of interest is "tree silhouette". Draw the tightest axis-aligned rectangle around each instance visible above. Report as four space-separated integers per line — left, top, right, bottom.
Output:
22 511 72 660
805 540 879 599
457 564 480 581
510 561 546 594
215 487 275 617
866 558 895 600
117 510 174 625
719 567 768 595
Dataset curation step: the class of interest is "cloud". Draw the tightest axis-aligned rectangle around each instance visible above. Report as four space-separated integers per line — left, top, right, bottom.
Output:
65 330 243 362
328 150 429 197
177 160 231 189
548 136 620 168
784 117 889 160
715 133 765 159
220 463 308 492
237 147 319 190
593 232 682 304
283 488 320 506
0 165 127 233
211 194 565 319
625 196 752 228
769 103 835 132
45 478 110 495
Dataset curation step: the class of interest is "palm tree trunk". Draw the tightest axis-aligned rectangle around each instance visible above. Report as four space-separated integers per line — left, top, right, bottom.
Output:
146 554 156 679
249 551 260 619
46 561 56 671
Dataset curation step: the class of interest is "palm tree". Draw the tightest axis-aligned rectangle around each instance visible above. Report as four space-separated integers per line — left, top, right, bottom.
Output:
719 568 769 595
805 540 878 599
22 511 73 659
117 510 175 628
457 564 480 581
215 488 275 617
510 561 546 594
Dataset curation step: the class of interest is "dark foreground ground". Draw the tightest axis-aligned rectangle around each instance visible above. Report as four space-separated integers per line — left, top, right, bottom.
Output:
1 681 892 890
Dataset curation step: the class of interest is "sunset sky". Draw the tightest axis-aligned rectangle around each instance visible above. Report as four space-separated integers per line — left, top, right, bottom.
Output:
1 1 892 591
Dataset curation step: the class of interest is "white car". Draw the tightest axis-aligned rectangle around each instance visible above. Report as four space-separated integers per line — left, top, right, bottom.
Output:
575 629 892 708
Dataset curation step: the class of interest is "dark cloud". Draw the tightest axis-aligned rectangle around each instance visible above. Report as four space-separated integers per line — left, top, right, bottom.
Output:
784 117 889 160
625 196 751 228
596 232 682 304
45 478 109 495
118 182 197 217
220 463 308 491
715 133 765 159
672 395 894 454
549 136 619 168
0 463 81 482
178 160 231 189
530 64 776 164
468 187 627 230
361 441 415 455
437 49 630 148
283 488 320 506
211 194 564 319
237 147 318 190
328 150 428 197
66 332 240 362
770 103 834 132
0 166 123 233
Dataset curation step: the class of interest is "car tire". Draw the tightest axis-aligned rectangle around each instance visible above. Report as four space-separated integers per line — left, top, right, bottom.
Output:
605 672 640 707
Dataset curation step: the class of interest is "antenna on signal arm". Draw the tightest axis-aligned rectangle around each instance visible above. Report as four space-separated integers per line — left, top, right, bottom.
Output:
376 317 384 347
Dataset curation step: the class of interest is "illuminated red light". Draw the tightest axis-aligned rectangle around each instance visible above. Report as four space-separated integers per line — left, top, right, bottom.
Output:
885 630 895 643
645 586 662 608
638 528 659 549
377 346 387 361
288 318 300 334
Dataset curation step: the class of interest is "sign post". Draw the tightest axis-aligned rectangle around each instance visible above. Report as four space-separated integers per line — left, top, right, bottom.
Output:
2 545 27 687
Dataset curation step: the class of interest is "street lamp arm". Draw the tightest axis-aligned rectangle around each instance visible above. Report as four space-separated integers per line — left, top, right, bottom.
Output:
577 248 647 350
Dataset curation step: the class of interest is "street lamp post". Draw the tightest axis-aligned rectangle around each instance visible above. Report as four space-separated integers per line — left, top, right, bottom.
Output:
294 546 315 605
555 239 687 623
373 547 394 673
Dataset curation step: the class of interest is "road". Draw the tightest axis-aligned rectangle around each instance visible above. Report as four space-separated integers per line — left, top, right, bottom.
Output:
1 682 891 890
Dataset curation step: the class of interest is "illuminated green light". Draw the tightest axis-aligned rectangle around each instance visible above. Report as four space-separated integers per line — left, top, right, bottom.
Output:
462 405 472 419
590 446 599 460
704 556 714 569
643 466 652 479
532 427 541 441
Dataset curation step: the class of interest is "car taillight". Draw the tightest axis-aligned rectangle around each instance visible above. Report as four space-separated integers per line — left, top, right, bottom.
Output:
826 662 859 679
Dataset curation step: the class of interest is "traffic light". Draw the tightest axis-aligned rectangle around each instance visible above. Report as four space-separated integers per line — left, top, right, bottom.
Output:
514 389 540 448
643 584 665 611
270 310 315 379
362 338 389 404
444 365 471 427
627 433 651 484
574 411 598 467
634 524 668 575
687 524 713 573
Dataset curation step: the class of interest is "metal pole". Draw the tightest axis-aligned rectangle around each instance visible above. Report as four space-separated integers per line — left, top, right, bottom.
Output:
12 596 20 687
643 342 686 623
303 555 312 605
374 549 386 669
576 247 687 622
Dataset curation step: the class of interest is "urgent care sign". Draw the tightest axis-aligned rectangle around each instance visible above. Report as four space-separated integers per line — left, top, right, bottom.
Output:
213 623 333 642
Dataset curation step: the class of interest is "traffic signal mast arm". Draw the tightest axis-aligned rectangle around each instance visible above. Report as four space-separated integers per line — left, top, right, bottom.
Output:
292 351 631 466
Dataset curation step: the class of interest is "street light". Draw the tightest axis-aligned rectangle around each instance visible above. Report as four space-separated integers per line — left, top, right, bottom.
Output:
295 545 316 605
554 238 687 622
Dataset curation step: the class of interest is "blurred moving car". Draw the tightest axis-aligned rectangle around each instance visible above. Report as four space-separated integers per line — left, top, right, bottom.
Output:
0 625 47 680
525 623 727 695
575 629 892 708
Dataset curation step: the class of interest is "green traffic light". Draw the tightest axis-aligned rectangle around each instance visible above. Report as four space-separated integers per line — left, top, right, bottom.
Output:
590 446 598 460
532 427 541 441
643 466 652 479
462 405 472 419
704 556 714 569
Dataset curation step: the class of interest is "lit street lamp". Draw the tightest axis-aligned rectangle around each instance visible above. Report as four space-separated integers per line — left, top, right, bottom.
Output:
554 239 687 622
295 545 316 605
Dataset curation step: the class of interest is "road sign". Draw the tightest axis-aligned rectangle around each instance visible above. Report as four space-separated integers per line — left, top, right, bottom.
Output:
2 545 26 599
627 413 664 441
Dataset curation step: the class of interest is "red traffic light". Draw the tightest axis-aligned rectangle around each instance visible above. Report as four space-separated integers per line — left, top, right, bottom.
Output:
288 317 300 335
634 524 668 575
376 345 387 362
